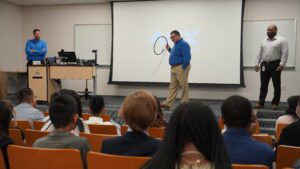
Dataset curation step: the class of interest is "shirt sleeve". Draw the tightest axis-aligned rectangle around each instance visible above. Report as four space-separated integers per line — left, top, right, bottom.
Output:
81 139 90 169
25 40 34 56
280 39 289 66
35 110 45 121
255 42 263 66
181 43 191 70
37 41 48 57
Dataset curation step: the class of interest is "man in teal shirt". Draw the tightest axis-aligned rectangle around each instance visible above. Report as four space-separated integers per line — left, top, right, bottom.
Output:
25 29 48 65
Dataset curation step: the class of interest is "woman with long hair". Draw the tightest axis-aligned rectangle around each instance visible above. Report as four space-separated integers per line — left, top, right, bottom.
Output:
143 101 231 169
0 100 14 169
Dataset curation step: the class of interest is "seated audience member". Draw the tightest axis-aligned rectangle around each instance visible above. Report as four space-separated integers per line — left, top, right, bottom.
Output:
41 89 90 135
14 88 44 123
33 94 90 169
0 100 14 169
276 96 299 129
222 95 274 168
86 95 121 135
102 90 160 156
142 101 231 169
150 96 168 128
277 97 300 147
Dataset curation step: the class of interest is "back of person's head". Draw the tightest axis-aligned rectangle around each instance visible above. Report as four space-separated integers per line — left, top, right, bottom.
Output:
0 100 14 137
286 96 300 118
18 88 34 103
120 90 157 133
143 101 231 169
221 95 252 129
89 95 105 116
49 94 78 130
51 89 83 118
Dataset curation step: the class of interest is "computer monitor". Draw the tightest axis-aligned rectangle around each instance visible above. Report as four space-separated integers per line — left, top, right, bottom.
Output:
58 51 77 63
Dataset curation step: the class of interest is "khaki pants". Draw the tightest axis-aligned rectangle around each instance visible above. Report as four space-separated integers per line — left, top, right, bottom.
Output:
163 64 191 107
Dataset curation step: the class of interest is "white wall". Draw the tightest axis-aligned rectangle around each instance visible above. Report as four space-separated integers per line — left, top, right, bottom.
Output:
0 1 25 72
20 0 300 102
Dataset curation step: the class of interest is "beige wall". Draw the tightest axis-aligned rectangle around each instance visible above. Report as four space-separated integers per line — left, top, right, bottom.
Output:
0 1 25 72
23 4 111 57
6 0 300 101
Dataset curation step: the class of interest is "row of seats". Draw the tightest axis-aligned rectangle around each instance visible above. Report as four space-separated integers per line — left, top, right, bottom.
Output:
1 144 299 169
14 115 288 140
14 113 288 142
9 125 278 150
8 128 163 149
10 120 285 148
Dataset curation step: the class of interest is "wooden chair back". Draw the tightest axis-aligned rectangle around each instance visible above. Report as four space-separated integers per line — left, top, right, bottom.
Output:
148 127 165 139
8 129 23 145
276 145 300 169
87 152 150 169
8 145 84 169
24 129 49 147
79 133 116 152
88 124 117 135
232 164 268 169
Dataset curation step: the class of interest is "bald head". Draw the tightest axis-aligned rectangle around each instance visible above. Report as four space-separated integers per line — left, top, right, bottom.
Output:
267 25 277 39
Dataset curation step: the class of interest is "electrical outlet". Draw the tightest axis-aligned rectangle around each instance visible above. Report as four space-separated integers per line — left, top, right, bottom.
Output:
282 85 287 91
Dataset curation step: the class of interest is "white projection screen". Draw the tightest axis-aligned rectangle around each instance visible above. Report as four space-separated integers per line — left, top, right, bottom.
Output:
110 0 245 86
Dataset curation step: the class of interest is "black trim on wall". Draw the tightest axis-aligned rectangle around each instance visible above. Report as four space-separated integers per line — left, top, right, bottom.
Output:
109 0 246 88
240 0 246 87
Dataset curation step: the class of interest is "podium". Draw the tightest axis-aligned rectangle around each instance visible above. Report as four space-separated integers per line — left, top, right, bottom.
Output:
28 65 96 102
28 66 58 102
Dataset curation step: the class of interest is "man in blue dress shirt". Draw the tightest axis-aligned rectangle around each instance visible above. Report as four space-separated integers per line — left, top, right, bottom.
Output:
25 29 48 65
161 30 191 110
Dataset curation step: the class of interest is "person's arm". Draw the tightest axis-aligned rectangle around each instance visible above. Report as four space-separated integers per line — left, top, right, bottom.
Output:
35 110 45 121
181 43 191 70
165 44 171 53
255 43 263 72
25 40 35 56
37 41 48 56
278 40 289 70
81 139 90 169
267 148 275 169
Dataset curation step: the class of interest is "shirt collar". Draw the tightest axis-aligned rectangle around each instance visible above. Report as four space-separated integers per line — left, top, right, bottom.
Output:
175 38 183 44
224 128 251 136
127 127 149 136
51 130 73 137
267 35 278 41
32 38 40 42
19 103 33 108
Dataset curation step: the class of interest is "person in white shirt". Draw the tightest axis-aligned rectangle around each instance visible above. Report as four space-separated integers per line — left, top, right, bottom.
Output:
276 96 299 130
85 95 121 135
255 25 289 110
14 88 45 125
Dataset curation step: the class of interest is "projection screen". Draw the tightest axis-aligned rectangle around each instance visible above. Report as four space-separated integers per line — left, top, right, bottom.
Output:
110 0 245 86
